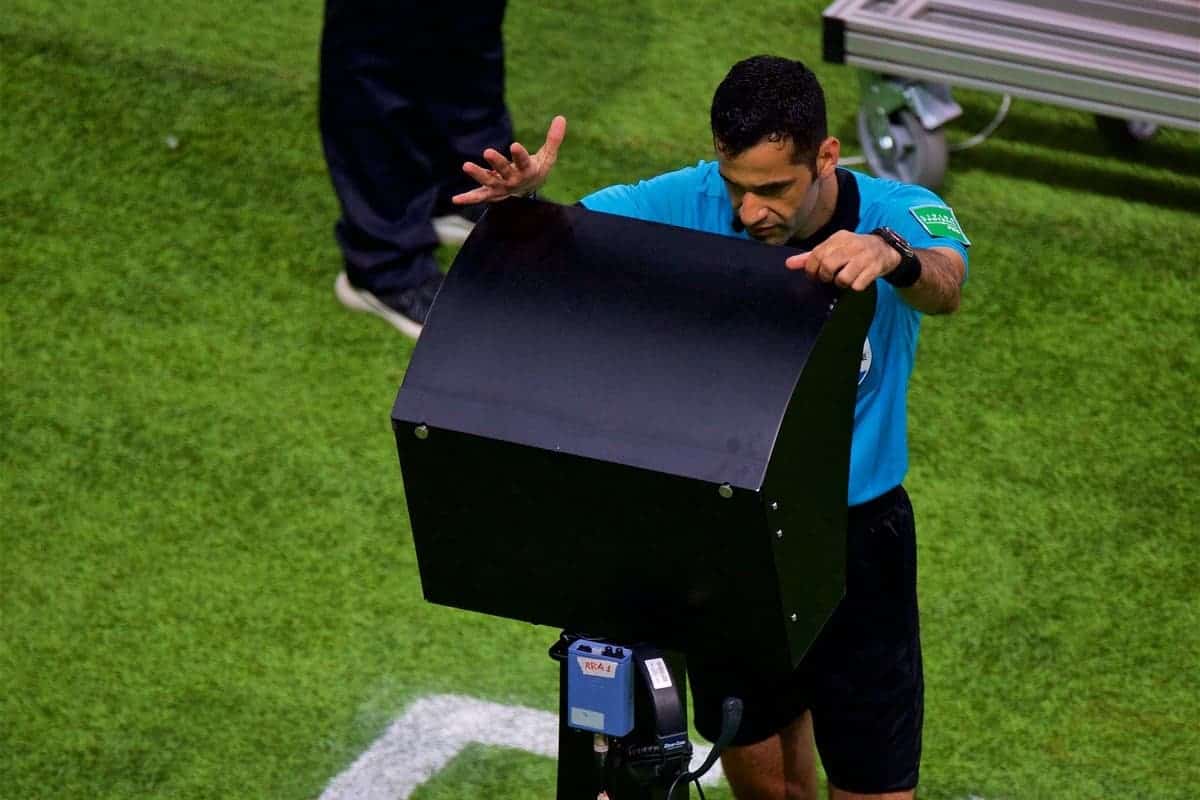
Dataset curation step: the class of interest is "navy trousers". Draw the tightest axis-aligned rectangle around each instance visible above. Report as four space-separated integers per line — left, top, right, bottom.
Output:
319 1 513 294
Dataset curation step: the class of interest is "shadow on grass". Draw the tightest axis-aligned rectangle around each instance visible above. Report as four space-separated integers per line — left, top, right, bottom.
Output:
950 142 1200 213
955 98 1200 178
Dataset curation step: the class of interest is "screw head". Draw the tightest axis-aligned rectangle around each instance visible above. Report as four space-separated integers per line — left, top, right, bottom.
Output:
790 613 798 623
718 483 734 499
775 529 784 540
414 424 429 440
769 501 779 511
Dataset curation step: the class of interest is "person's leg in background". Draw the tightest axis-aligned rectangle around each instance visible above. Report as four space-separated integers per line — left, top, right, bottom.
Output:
426 1 515 246
319 0 444 337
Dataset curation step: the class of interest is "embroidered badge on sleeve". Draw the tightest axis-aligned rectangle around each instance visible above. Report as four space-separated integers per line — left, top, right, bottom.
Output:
909 205 970 246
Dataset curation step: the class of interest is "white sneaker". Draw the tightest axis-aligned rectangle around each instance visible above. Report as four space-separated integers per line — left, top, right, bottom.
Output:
432 213 477 247
334 271 441 339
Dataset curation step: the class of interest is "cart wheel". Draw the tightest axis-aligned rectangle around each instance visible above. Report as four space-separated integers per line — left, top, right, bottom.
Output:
1095 115 1158 150
856 108 948 188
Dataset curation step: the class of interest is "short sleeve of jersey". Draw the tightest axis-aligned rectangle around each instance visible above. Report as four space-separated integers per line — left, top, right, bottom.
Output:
855 175 970 275
579 161 735 235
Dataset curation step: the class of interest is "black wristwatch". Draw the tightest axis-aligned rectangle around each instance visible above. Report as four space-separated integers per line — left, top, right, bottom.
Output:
870 227 922 288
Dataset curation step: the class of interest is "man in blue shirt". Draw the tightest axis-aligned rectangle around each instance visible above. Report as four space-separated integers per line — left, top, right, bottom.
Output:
454 55 970 800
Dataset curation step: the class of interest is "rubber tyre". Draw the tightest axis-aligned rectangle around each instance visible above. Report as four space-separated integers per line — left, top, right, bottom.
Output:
856 108 948 188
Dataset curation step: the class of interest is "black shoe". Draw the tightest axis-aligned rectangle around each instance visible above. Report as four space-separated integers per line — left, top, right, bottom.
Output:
334 271 443 339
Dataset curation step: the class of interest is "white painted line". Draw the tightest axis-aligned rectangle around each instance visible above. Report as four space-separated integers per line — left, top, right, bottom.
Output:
320 694 724 800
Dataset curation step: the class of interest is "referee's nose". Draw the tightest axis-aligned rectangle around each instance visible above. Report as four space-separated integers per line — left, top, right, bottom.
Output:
738 193 769 229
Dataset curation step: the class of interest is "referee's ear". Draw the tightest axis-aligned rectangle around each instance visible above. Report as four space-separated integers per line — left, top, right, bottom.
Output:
815 136 840 178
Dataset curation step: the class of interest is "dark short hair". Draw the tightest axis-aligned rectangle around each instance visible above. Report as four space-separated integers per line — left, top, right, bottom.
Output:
710 55 828 168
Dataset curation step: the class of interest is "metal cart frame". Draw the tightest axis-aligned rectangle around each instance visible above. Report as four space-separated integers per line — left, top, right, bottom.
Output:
823 0 1200 185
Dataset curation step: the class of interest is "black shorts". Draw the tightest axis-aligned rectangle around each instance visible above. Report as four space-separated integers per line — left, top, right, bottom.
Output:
689 485 923 794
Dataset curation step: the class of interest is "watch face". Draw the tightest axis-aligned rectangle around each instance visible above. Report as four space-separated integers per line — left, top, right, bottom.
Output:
876 227 913 258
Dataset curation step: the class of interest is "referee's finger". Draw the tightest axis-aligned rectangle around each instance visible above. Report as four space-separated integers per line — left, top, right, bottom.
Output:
451 186 496 205
483 148 513 175
461 161 495 185
785 253 808 271
511 142 532 171
542 115 567 158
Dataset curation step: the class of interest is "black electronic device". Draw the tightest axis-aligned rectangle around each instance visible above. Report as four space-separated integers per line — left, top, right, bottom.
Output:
391 197 875 798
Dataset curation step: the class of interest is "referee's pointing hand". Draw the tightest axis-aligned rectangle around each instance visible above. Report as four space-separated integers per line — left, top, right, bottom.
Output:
786 230 901 292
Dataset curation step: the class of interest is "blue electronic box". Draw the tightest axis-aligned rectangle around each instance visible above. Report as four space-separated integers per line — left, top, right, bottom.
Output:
566 639 634 737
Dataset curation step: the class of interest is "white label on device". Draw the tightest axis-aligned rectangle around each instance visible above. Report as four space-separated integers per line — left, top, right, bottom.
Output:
570 707 605 730
645 658 672 690
578 657 617 679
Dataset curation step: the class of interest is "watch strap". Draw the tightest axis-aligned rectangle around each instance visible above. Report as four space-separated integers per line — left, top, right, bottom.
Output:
871 227 922 288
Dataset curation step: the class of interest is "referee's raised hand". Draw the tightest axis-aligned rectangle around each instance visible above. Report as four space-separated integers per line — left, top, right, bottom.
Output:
452 115 567 205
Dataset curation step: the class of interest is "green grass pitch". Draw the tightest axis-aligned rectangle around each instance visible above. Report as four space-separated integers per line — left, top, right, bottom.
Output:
2 1 1198 798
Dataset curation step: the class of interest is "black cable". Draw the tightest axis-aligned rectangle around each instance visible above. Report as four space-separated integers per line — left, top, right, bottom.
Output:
663 697 743 800
665 771 688 800
664 771 710 800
